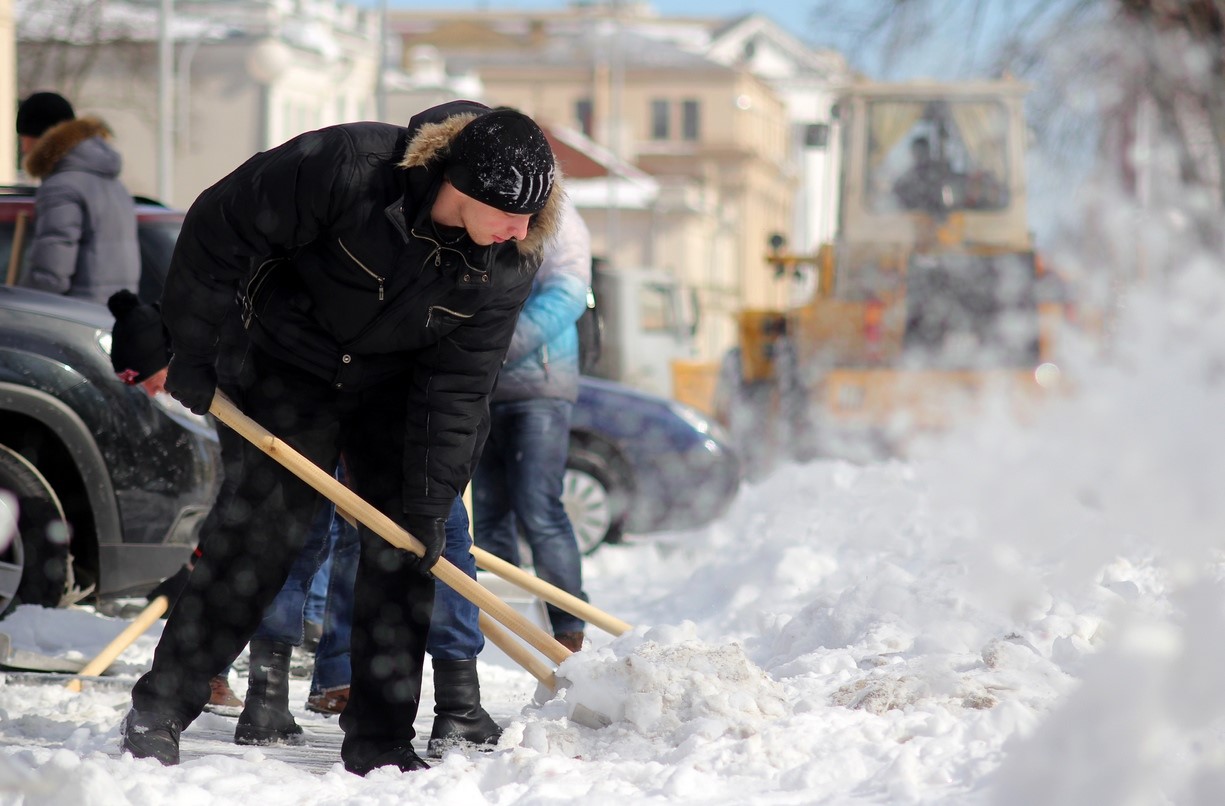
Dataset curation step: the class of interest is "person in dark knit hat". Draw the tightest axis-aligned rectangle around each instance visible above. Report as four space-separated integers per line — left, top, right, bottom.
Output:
15 91 76 139
107 287 246 710
107 290 170 392
120 100 563 775
444 107 555 215
17 91 139 304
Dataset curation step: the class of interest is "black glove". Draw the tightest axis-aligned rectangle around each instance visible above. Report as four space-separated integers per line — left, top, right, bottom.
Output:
403 514 446 575
147 564 192 616
164 354 218 415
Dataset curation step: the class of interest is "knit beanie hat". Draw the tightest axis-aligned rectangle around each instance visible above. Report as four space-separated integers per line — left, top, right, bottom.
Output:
16 92 76 138
446 108 556 214
108 290 170 385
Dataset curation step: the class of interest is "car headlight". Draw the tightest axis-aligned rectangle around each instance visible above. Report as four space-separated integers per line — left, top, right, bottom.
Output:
151 390 214 432
99 327 214 435
667 400 733 446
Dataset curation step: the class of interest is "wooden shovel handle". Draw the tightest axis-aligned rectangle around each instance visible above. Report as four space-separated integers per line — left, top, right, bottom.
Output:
66 595 169 691
209 392 572 666
472 547 631 636
334 508 631 636
478 611 557 692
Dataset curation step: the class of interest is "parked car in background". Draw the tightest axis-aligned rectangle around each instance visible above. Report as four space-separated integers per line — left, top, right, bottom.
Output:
0 286 221 615
0 185 183 304
0 188 739 614
566 375 741 553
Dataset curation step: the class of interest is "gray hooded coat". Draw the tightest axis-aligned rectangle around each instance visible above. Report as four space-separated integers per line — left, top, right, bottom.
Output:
22 117 140 304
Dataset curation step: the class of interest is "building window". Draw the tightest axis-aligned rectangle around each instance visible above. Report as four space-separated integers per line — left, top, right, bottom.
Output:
682 99 700 141
804 122 829 148
575 98 594 138
651 99 670 140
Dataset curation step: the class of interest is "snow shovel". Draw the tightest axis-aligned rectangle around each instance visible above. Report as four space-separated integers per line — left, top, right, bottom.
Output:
208 392 573 666
0 596 166 682
0 632 89 673
66 595 168 691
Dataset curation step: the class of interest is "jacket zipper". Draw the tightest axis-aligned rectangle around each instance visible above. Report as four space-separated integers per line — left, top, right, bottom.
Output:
426 305 475 327
243 256 282 328
338 238 385 301
412 229 488 275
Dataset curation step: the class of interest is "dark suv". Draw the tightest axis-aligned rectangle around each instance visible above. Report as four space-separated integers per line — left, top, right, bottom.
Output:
0 186 218 614
0 288 221 614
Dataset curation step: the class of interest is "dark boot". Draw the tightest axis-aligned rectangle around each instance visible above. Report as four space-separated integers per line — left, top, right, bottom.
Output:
305 686 349 716
120 708 183 766
234 640 305 746
427 658 502 758
204 674 244 716
344 744 429 776
554 631 585 653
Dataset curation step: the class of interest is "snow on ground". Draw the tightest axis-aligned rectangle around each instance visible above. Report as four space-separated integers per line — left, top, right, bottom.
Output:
1 274 1224 804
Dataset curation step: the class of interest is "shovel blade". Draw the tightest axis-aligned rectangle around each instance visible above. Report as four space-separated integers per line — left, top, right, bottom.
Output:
0 633 88 673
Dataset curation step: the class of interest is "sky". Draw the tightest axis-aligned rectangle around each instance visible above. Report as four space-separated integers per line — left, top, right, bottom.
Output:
1 262 1224 802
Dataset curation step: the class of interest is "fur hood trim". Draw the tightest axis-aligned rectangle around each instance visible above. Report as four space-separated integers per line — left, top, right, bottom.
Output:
399 112 566 259
24 117 113 179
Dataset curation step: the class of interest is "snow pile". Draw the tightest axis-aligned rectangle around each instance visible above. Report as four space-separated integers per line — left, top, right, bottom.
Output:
543 622 786 736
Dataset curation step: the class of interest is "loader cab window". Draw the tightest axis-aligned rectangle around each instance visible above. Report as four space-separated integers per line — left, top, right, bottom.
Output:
866 98 1010 214
639 282 678 333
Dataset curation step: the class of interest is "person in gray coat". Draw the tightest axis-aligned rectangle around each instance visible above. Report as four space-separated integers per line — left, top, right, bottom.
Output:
16 91 140 304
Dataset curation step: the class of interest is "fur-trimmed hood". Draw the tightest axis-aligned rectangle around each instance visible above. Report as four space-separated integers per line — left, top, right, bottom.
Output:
399 111 566 261
23 117 118 180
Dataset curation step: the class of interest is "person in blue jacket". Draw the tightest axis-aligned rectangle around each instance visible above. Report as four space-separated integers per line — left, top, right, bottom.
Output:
473 197 591 652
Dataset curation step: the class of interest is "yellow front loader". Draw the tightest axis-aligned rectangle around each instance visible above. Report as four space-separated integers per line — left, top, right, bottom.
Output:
714 78 1072 467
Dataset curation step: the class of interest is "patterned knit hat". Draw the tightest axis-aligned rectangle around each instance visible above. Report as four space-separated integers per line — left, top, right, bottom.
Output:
16 92 76 138
446 108 556 214
108 290 170 385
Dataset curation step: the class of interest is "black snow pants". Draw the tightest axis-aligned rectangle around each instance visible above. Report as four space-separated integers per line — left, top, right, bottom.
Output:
129 347 436 763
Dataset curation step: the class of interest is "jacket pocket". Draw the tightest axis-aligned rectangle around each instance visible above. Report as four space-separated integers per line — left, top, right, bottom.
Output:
426 304 475 329
240 256 289 329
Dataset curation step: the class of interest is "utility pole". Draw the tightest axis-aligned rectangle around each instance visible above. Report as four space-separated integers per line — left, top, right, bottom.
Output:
158 0 174 203
376 0 388 121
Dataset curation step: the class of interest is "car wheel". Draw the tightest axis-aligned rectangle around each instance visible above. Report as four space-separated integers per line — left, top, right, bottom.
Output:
563 447 627 554
0 443 70 614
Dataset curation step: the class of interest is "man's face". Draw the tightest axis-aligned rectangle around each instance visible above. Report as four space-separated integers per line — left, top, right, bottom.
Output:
18 135 36 158
458 196 533 246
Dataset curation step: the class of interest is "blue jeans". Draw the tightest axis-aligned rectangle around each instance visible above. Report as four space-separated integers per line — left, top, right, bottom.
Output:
427 496 485 661
253 464 356 693
304 550 330 626
472 397 587 636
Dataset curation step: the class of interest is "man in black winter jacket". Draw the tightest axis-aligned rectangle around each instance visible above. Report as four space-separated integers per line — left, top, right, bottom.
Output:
119 100 564 776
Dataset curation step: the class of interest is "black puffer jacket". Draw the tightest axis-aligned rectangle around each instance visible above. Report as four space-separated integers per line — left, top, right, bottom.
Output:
160 100 565 518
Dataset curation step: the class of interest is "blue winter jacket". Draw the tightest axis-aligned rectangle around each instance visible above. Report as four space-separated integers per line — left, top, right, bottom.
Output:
492 197 591 404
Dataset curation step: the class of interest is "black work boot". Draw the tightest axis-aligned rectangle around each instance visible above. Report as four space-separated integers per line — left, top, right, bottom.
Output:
234 640 305 746
120 708 183 765
345 744 430 776
427 658 503 758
